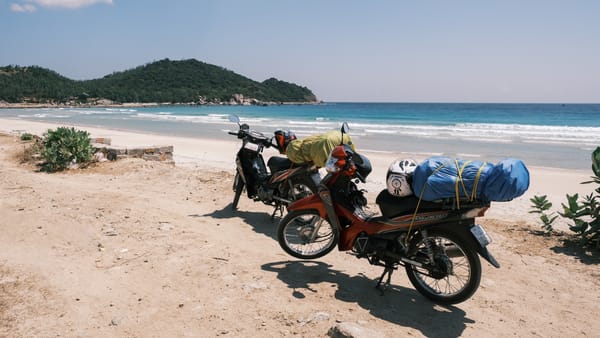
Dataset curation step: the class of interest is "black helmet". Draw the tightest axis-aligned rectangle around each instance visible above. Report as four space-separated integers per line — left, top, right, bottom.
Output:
274 130 296 154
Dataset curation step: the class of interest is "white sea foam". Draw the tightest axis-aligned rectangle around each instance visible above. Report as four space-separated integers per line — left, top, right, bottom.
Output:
352 122 600 147
105 108 137 112
6 107 599 150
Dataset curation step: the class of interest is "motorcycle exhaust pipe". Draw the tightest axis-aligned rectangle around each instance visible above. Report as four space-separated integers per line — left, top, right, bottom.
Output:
382 250 424 268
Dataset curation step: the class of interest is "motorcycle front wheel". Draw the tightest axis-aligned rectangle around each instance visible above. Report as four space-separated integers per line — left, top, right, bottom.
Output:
277 210 338 259
231 172 244 210
405 228 481 304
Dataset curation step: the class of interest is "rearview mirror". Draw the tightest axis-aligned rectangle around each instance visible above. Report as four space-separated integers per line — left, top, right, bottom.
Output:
229 115 240 124
340 122 350 145
341 122 349 134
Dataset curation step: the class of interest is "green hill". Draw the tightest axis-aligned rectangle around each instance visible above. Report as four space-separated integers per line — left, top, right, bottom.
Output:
0 59 317 105
0 66 83 103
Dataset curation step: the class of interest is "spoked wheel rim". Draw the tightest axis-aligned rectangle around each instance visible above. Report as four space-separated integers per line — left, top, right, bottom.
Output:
281 213 336 258
406 233 480 303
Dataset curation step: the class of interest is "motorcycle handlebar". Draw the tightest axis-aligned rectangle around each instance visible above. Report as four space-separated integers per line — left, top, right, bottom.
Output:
228 128 272 147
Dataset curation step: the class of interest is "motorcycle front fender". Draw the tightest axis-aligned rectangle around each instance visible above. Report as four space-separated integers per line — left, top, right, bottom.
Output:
287 194 328 218
235 156 247 184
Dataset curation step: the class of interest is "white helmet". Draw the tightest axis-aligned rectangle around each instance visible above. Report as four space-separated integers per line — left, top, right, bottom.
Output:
386 159 417 197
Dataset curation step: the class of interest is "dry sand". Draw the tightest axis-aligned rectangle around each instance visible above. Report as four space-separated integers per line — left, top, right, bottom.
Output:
1 119 598 337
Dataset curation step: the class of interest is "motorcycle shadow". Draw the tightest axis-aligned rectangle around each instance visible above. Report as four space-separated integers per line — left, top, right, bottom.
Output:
199 203 280 240
262 260 474 338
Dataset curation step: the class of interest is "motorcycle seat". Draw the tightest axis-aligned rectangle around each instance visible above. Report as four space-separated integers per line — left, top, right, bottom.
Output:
267 156 296 173
376 190 489 219
376 190 450 219
376 189 490 218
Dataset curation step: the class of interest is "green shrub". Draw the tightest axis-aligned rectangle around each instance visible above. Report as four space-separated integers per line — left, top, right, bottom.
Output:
20 133 33 141
531 147 600 249
560 193 599 248
41 127 93 172
559 148 600 248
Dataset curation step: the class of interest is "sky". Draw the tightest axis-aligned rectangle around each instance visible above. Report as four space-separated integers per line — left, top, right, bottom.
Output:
1 0 599 103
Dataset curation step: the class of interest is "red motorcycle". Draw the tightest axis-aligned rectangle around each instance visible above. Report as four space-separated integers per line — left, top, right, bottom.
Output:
277 125 499 304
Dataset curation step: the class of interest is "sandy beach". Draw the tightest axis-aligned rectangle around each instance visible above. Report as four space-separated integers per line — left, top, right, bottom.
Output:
1 118 598 337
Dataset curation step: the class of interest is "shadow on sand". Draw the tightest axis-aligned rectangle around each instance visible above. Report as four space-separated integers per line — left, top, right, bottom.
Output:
202 204 474 336
197 203 281 240
262 260 473 338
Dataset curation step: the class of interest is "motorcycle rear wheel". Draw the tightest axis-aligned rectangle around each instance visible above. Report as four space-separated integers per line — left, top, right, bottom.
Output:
285 176 318 203
405 228 481 304
231 172 244 210
277 210 338 259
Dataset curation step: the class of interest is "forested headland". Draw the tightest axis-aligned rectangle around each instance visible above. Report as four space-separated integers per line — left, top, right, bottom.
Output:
0 59 318 106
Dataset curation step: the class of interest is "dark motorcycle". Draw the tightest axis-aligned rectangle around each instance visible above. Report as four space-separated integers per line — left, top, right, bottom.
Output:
277 124 500 304
228 115 320 217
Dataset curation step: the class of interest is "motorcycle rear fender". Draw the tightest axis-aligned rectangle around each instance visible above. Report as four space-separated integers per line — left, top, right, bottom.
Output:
435 222 500 269
477 245 500 268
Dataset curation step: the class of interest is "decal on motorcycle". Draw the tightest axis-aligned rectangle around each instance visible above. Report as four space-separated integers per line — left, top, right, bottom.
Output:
412 213 448 223
271 167 300 183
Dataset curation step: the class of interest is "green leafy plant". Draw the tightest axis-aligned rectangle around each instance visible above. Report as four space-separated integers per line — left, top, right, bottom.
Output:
558 148 600 249
530 147 600 249
529 195 558 233
560 193 599 248
41 127 93 172
20 132 33 141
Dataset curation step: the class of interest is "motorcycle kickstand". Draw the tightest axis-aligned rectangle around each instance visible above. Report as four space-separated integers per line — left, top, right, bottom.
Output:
271 204 284 221
375 262 396 295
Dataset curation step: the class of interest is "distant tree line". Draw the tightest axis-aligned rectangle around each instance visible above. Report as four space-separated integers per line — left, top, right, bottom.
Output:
0 59 317 104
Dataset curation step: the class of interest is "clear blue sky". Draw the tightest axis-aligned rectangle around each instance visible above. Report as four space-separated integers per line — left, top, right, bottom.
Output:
1 0 599 103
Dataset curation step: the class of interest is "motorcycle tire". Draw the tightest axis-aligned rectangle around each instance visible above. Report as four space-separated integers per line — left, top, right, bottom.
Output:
404 227 482 304
277 209 338 259
231 172 244 211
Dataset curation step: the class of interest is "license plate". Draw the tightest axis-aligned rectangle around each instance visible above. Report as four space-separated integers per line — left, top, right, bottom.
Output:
244 142 259 151
470 224 492 246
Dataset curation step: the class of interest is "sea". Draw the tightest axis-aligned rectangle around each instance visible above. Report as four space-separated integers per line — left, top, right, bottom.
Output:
1 102 599 170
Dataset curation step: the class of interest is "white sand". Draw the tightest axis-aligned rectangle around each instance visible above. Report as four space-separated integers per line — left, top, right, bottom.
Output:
1 118 598 337
1 117 594 230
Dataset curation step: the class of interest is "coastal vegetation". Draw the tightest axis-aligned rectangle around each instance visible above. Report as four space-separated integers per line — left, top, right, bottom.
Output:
40 127 93 172
0 59 317 105
530 147 600 249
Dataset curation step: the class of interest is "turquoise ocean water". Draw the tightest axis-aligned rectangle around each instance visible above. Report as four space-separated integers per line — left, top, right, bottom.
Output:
1 102 599 170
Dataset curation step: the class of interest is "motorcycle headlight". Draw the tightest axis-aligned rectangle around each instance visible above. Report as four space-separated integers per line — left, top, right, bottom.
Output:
325 154 340 173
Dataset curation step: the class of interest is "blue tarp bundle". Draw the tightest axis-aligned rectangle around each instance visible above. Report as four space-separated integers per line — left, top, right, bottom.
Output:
412 157 529 202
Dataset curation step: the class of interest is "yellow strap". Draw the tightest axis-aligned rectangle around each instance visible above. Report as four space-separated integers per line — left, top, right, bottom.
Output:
454 160 471 209
471 162 487 200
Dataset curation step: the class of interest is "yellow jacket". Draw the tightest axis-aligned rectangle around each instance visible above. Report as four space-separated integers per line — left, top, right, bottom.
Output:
286 130 355 167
